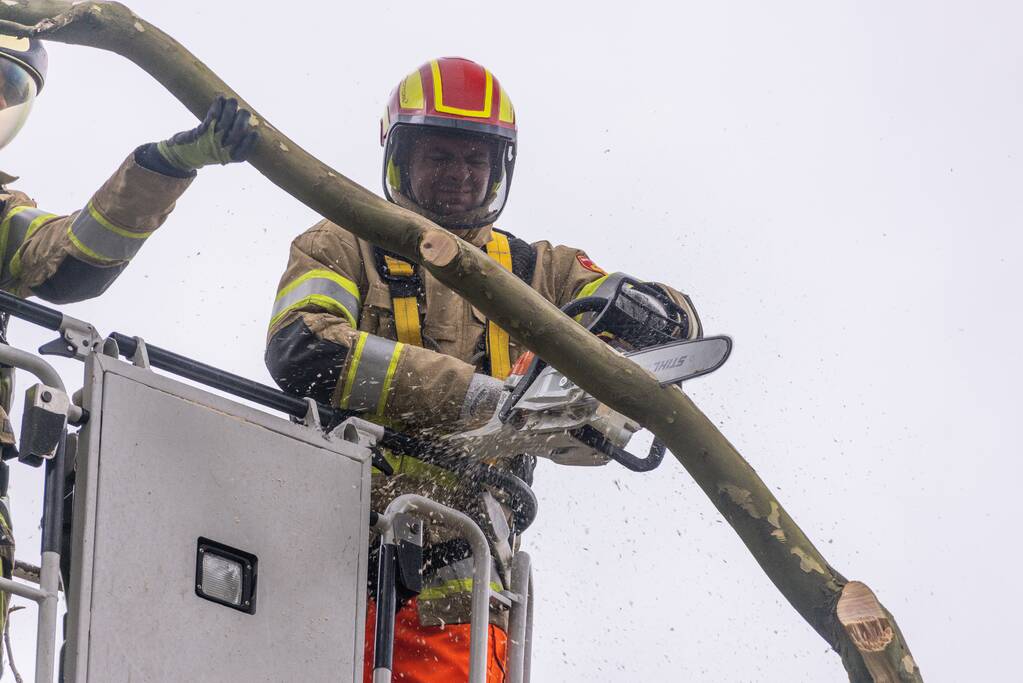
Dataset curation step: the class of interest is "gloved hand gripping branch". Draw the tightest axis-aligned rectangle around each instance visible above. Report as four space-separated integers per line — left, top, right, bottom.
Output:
156 96 258 173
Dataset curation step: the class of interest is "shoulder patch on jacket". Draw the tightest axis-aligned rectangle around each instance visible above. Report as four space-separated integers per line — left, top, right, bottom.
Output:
576 252 607 275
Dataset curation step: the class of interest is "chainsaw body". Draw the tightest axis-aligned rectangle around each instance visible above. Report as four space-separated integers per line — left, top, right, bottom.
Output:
444 271 733 473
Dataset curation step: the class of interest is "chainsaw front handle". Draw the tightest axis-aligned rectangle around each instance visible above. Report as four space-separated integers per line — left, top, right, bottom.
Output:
569 425 666 473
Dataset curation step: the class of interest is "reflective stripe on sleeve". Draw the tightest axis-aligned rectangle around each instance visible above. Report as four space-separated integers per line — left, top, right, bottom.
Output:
338 332 404 415
0 206 57 279
67 201 154 263
270 268 361 329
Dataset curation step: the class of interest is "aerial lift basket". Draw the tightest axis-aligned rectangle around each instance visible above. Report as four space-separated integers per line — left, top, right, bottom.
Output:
0 290 533 683
63 350 372 681
0 291 382 681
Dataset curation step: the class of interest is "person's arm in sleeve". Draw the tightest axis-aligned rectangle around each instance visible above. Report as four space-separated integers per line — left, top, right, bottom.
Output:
0 96 257 304
265 223 498 430
0 153 193 302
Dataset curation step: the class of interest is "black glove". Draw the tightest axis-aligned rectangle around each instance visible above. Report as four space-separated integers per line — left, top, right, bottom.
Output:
156 96 258 172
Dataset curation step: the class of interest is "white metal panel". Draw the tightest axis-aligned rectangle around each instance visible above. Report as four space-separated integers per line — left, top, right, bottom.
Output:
67 354 370 682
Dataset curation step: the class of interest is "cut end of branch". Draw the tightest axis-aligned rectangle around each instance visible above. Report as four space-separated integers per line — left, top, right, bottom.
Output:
420 228 459 267
837 581 894 652
836 580 922 682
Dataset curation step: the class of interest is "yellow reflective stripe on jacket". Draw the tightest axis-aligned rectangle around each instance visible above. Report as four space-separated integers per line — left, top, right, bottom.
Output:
339 333 368 407
270 268 361 329
0 206 35 273
0 206 57 280
338 332 403 415
10 211 59 280
418 578 504 602
377 338 404 415
484 232 514 379
67 201 154 263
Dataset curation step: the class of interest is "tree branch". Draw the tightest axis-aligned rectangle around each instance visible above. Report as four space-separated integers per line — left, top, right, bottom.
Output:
0 2 921 680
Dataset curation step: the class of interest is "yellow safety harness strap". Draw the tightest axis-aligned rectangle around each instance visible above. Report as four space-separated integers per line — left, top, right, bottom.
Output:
484 232 514 379
383 254 414 278
381 254 425 347
392 295 424 347
375 235 519 378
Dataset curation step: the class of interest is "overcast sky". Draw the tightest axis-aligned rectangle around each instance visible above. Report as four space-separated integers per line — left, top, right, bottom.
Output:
4 0 1021 680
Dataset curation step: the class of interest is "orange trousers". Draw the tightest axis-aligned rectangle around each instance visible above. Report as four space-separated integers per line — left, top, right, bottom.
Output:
363 598 508 682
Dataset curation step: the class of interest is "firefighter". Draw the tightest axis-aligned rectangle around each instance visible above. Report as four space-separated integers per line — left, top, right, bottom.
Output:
0 34 257 646
265 57 700 682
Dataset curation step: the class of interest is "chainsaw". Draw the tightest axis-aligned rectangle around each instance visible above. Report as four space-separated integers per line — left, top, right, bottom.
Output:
440 275 732 473
374 276 731 533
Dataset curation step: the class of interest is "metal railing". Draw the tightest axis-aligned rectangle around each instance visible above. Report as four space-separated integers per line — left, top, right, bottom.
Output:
0 345 66 683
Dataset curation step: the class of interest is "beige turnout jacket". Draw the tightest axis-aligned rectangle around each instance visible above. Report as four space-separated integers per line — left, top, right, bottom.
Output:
266 219 700 627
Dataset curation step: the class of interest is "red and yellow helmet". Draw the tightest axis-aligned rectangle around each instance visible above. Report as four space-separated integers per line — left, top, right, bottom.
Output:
381 57 517 231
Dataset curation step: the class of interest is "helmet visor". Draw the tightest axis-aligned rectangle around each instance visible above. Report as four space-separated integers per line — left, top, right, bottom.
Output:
0 59 36 150
383 125 515 231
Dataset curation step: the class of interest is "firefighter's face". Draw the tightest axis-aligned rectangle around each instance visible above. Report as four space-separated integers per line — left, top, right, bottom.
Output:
407 132 492 215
